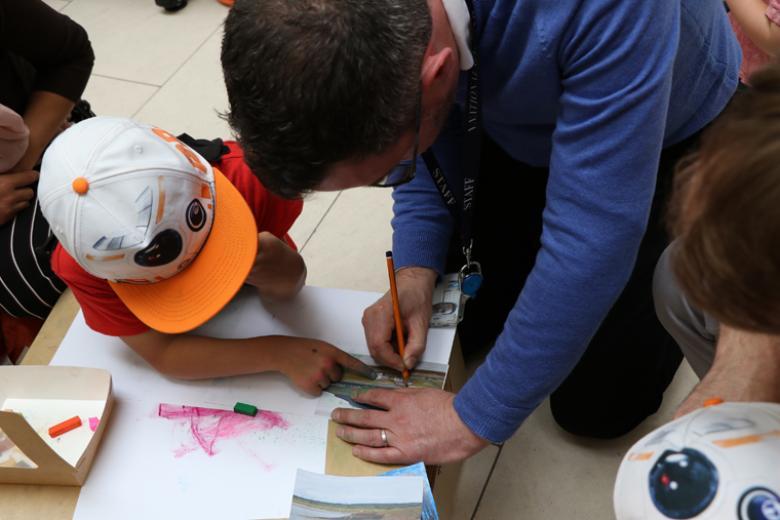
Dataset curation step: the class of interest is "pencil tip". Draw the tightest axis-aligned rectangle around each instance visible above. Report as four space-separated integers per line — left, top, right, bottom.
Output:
385 250 393 258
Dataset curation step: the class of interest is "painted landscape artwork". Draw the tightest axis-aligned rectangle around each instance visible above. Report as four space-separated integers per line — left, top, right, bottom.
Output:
317 355 447 415
290 469 424 520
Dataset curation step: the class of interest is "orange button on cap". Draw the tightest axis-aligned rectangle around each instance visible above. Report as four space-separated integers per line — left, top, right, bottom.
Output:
72 177 89 195
703 397 724 407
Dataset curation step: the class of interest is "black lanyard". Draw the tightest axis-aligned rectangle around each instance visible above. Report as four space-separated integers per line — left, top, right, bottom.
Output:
422 0 483 293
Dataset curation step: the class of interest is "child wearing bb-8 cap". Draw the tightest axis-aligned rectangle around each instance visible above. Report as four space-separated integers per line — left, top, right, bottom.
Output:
38 116 371 395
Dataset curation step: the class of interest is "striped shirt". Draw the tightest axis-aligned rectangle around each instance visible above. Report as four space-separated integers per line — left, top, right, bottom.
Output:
0 197 65 319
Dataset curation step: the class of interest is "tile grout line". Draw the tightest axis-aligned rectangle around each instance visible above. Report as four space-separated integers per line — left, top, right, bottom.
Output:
298 192 342 253
131 22 225 118
92 74 162 89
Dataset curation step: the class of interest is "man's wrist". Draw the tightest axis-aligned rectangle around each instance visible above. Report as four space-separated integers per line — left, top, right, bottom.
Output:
396 265 437 286
448 395 490 458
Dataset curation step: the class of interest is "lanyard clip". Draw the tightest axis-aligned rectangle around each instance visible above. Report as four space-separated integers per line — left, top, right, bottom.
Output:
462 240 475 265
459 240 483 298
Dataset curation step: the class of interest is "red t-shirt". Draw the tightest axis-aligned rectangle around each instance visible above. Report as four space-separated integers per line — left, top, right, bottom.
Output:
52 141 303 337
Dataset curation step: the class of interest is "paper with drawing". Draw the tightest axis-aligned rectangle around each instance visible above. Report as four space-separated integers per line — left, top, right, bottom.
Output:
73 399 327 519
50 285 455 519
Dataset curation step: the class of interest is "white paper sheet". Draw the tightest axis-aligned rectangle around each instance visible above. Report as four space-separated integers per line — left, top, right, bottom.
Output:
51 313 318 416
50 284 455 519
193 285 456 365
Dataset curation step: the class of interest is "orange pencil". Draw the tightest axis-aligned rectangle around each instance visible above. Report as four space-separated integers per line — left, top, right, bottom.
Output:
385 251 410 385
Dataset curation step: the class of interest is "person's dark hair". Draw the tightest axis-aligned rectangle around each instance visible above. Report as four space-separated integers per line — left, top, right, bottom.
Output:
221 0 432 199
668 66 780 333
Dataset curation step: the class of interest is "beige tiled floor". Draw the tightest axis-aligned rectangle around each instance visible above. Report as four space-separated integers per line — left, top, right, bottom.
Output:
49 1 699 518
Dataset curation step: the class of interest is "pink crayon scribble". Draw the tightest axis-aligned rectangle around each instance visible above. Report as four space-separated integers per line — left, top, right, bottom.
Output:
157 403 289 458
88 417 100 432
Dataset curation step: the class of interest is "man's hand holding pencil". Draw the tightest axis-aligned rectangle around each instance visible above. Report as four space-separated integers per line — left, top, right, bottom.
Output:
362 263 437 374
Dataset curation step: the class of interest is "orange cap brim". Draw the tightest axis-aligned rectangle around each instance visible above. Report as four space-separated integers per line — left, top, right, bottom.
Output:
109 167 257 334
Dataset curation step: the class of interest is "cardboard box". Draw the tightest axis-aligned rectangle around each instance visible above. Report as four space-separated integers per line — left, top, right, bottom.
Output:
0 366 112 486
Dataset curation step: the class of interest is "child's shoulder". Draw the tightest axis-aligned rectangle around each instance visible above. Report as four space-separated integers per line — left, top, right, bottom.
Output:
212 140 303 225
212 140 264 199
52 245 112 292
51 245 149 336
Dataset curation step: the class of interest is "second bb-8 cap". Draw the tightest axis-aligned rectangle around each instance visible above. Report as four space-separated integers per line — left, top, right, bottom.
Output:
38 117 258 333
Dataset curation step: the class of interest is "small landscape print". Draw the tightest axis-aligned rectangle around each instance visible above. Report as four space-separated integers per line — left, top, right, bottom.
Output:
290 469 423 520
317 355 447 415
290 496 422 519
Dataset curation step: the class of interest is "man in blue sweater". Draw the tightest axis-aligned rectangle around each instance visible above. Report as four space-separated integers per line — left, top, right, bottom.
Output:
221 0 740 463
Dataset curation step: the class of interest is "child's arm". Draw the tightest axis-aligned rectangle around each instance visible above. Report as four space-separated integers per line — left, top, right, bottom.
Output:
12 92 75 171
122 331 374 396
727 0 780 58
246 231 307 301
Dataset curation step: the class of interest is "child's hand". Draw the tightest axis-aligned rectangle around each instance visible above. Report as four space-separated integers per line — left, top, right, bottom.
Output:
246 232 306 300
275 338 376 396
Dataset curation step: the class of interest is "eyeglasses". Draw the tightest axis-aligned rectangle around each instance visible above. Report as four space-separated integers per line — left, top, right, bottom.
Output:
372 92 422 188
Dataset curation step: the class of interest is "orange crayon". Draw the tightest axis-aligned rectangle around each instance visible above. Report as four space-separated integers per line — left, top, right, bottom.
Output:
48 416 82 438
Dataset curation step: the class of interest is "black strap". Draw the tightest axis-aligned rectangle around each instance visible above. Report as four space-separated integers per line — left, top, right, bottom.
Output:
423 0 481 255
177 134 230 163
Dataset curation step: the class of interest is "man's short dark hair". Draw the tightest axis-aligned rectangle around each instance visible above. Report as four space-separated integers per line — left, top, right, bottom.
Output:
221 0 432 199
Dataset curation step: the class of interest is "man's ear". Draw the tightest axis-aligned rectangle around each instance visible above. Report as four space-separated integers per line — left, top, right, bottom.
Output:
421 47 455 91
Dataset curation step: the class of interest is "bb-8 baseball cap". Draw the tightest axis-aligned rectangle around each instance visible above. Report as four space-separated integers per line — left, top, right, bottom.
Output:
38 116 258 333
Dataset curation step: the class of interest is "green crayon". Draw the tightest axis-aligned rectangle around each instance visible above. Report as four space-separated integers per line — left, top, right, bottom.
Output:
233 402 258 416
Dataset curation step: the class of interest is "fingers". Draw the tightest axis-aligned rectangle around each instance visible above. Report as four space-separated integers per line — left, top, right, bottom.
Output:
325 362 343 384
330 407 387 429
6 170 38 187
11 200 30 212
335 426 388 448
301 371 331 396
305 372 329 396
334 424 410 464
403 330 423 369
352 445 409 464
362 305 405 370
402 310 430 369
373 344 405 372
351 388 396 410
11 187 34 204
335 350 377 380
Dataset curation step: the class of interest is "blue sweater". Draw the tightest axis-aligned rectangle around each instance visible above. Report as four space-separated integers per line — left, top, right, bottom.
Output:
392 0 740 443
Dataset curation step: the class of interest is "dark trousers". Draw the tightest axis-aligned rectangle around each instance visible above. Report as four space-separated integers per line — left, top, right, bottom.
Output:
449 134 699 439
